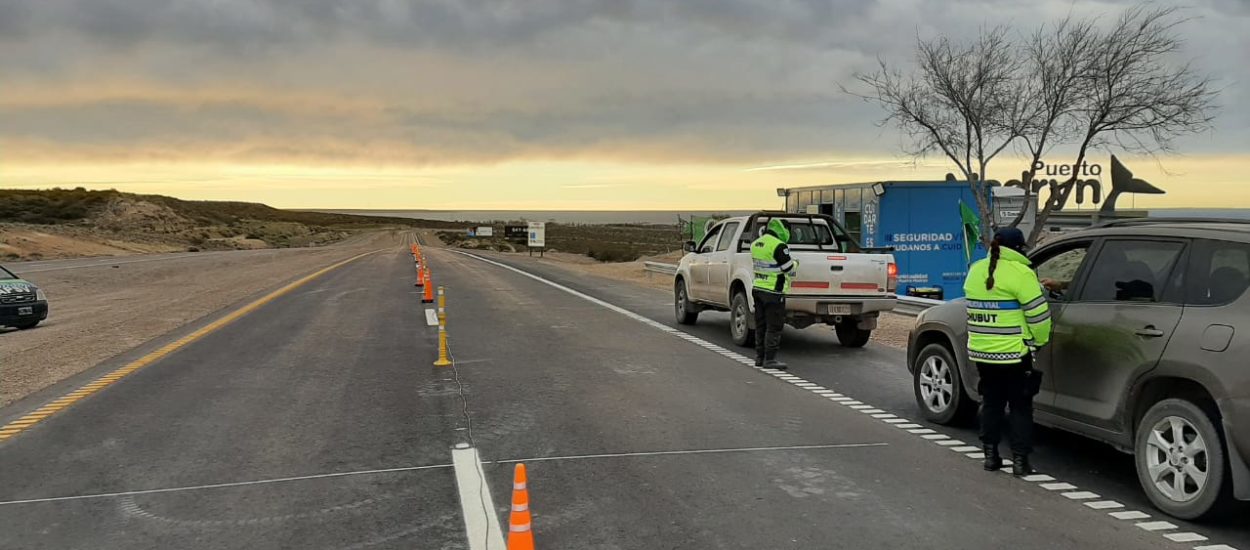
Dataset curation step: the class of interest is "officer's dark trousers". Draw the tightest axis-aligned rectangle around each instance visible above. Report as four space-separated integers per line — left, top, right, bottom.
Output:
752 289 786 360
976 355 1035 455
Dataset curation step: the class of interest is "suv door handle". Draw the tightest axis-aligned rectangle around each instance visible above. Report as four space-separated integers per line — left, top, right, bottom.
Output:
1135 327 1165 338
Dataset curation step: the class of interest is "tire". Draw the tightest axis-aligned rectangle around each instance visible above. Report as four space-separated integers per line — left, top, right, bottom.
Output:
674 280 698 325
730 290 756 347
1134 398 1233 520
834 321 871 348
13 320 40 330
912 343 974 425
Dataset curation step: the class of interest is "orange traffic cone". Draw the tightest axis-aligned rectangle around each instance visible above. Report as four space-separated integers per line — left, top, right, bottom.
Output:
508 464 534 550
415 262 425 287
422 270 435 303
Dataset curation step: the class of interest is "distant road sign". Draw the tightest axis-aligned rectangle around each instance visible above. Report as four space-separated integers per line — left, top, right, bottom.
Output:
527 222 546 248
504 225 527 241
477 226 494 237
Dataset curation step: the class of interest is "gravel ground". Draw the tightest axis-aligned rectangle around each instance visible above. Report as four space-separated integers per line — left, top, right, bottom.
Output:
0 230 413 406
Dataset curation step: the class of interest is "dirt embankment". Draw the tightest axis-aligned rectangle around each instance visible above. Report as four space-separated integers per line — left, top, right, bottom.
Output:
0 230 415 406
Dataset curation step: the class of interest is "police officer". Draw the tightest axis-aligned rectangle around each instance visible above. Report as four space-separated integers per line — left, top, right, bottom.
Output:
962 227 1052 476
751 218 798 370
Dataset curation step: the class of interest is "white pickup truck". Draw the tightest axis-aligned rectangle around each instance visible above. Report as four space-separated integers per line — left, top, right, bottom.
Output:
674 212 897 348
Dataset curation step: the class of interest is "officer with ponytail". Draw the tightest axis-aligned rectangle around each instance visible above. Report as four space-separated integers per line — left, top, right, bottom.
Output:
963 227 1052 475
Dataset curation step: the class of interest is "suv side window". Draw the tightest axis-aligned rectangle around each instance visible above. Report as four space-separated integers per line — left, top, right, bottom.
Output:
1078 240 1185 303
1032 242 1091 301
716 222 740 252
1186 239 1250 306
698 225 723 254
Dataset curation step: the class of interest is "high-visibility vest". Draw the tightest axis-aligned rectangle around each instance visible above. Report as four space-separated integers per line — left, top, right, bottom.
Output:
962 247 1052 364
752 234 791 293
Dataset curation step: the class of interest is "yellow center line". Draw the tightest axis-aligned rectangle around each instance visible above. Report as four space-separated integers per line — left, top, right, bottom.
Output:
0 249 382 443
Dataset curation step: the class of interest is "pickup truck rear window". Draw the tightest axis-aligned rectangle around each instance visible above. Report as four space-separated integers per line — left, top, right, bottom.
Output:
746 218 857 252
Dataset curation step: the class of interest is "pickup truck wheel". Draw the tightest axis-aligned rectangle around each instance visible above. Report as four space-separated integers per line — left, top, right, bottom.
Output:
674 280 698 325
730 291 756 347
912 343 974 425
1134 398 1233 520
834 321 871 348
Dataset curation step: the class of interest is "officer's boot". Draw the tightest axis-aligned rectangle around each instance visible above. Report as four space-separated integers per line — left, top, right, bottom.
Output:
982 444 1003 471
762 359 788 370
1012 454 1035 476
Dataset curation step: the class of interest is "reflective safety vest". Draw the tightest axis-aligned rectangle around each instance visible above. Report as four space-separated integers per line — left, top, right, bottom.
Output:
962 247 1052 364
752 240 794 294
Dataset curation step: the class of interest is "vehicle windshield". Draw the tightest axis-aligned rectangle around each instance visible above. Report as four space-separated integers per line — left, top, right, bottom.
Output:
0 267 18 280
752 217 859 252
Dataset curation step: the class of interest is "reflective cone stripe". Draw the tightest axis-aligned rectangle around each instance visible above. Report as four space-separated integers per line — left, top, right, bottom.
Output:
507 464 534 550
422 270 435 303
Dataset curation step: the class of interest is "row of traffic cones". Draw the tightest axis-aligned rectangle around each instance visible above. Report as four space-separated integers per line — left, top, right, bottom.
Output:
412 245 434 303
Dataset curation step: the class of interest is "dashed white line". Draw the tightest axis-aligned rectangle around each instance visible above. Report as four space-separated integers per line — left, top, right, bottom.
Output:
453 252 1236 550
451 446 506 550
425 309 439 326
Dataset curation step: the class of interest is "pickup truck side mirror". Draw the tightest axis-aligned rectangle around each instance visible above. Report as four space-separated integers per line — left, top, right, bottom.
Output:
683 240 697 253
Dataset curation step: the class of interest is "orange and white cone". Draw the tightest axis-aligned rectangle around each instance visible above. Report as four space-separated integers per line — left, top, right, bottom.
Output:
507 464 534 550
415 262 425 287
422 270 435 303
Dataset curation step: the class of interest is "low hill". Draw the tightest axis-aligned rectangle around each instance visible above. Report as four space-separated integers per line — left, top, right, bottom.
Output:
0 188 467 260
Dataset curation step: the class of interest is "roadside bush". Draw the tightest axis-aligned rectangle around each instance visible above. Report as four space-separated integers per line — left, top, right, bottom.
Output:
588 246 641 263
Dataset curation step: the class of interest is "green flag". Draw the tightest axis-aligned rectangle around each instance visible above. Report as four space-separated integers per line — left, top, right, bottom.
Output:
959 201 981 266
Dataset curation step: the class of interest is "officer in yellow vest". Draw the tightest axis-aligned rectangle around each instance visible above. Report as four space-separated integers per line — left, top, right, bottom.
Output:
963 227 1052 476
751 218 799 370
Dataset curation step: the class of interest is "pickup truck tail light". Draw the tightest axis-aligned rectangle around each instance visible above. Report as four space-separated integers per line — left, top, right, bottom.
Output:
887 262 898 293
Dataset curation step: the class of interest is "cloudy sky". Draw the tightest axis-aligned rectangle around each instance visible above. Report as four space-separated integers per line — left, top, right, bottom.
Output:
1 0 1246 210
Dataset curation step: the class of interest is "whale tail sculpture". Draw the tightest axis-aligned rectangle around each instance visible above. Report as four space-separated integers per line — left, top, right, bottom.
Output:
1100 155 1165 213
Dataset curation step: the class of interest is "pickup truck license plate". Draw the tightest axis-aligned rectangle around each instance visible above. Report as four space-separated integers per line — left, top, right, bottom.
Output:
17 306 33 316
825 304 852 315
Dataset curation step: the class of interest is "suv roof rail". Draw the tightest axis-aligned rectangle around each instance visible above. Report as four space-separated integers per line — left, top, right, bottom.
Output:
1095 217 1250 228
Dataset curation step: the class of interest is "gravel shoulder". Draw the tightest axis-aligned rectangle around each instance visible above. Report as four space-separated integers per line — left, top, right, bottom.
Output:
0 229 414 406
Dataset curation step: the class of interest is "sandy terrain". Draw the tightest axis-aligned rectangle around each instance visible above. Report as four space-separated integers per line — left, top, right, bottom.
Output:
0 229 415 406
0 225 184 260
494 249 913 350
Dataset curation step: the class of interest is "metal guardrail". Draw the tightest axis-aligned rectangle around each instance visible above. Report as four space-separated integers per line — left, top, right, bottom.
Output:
643 261 678 275
894 295 945 317
641 261 945 315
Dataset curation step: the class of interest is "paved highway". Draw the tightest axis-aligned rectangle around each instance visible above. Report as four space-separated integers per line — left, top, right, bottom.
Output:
0 244 1243 549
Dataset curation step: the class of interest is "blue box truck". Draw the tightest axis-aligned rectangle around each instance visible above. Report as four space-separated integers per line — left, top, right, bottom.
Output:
784 180 989 300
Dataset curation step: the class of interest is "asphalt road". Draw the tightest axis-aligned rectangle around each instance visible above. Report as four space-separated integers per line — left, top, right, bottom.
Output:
0 244 1243 549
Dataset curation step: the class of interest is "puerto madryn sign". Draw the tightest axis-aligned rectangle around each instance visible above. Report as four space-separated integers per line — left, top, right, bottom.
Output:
1003 155 1164 213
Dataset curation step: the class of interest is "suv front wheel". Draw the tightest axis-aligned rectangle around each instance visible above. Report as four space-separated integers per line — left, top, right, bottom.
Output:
1135 398 1233 520
912 343 974 425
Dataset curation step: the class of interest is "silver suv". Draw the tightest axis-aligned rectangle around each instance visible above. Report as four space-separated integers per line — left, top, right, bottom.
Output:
907 219 1250 520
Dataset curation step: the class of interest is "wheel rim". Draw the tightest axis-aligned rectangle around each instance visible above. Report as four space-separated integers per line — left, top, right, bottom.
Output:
676 287 686 317
918 355 953 414
1145 415 1209 503
732 298 747 339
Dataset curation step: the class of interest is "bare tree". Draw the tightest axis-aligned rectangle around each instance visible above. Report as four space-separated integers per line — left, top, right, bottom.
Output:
1025 6 1218 243
851 27 1024 242
851 7 1217 246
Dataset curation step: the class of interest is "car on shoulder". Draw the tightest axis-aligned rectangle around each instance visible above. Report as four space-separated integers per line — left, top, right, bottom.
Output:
907 219 1250 520
0 265 49 330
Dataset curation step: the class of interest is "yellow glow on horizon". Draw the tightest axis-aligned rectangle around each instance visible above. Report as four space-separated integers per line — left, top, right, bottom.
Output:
2 154 1248 211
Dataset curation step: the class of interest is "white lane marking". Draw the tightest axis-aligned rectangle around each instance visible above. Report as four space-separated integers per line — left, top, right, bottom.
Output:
848 405 872 410
426 309 440 326
950 446 981 452
921 434 949 440
1062 491 1099 500
1194 545 1239 550
454 252 1235 550
1083 501 1123 510
965 452 986 459
0 463 454 506
861 409 885 414
1165 532 1210 543
907 428 937 435
872 413 896 419
895 423 923 429
451 447 506 550
1135 521 1178 532
1021 474 1055 482
936 440 965 446
1109 510 1151 520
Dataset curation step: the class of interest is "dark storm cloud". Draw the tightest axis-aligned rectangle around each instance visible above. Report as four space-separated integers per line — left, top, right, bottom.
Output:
0 0 1245 165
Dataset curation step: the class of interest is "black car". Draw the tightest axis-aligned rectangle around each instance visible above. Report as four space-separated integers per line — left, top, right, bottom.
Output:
0 265 49 330
907 219 1250 520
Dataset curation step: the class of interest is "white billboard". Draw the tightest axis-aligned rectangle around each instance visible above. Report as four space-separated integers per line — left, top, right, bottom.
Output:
527 222 546 247
476 226 494 237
